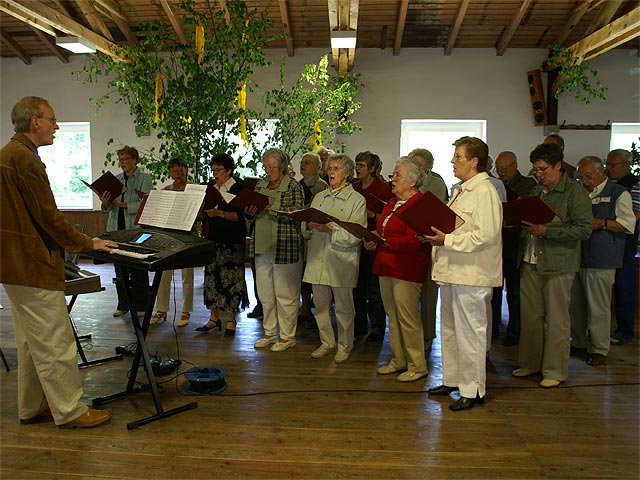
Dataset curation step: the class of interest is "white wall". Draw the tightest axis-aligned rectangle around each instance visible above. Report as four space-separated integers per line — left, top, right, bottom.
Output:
2 47 638 208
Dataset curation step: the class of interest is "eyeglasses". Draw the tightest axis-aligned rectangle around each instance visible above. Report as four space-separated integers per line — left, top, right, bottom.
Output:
495 162 515 171
327 165 344 172
452 153 465 160
532 165 551 173
37 116 57 124
577 166 603 181
212 166 226 172
605 162 628 168
388 172 403 179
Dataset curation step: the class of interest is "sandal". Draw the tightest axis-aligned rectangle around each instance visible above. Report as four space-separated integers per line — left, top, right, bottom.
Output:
178 312 190 327
150 311 167 325
224 318 237 337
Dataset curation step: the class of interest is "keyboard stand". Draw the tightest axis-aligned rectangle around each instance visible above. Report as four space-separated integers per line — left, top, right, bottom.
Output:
92 270 198 429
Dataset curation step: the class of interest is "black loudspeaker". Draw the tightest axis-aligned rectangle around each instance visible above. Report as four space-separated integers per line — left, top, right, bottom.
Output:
527 69 547 126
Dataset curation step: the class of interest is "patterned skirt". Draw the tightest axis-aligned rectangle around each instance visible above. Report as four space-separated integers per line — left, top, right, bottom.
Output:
203 243 249 312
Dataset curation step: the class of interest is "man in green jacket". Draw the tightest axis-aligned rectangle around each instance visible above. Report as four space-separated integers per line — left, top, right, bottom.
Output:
512 142 592 388
1 96 115 428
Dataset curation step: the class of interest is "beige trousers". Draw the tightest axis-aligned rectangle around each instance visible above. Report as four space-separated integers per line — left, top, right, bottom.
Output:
154 268 194 313
3 284 88 425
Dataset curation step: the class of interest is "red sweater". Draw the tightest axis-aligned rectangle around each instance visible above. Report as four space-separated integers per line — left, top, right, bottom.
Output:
373 193 431 283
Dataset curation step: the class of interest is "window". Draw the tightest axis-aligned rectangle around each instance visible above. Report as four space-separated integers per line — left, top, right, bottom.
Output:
400 119 487 191
610 123 640 152
38 122 92 209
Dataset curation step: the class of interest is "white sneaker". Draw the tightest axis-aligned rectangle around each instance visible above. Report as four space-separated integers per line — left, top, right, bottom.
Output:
334 351 349 364
396 370 428 382
254 336 278 348
270 339 296 352
377 363 406 375
311 344 335 359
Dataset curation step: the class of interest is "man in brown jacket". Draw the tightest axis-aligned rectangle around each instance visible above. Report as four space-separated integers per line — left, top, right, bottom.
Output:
1 96 115 428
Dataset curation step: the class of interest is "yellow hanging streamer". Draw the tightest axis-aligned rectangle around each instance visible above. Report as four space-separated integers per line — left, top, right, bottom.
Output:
311 119 324 149
154 72 165 123
195 17 205 65
241 18 249 44
237 83 248 145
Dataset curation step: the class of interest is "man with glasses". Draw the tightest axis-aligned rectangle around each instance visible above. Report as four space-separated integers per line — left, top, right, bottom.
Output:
512 143 592 388
492 151 536 346
1 96 114 428
605 149 640 345
570 156 635 366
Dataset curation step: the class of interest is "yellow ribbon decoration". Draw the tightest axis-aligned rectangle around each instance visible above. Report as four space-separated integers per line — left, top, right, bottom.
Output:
195 16 205 65
154 72 165 123
237 83 248 145
311 119 324 149
242 18 249 44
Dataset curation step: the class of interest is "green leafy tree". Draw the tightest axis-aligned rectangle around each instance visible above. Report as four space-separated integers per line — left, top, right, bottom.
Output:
261 55 362 161
76 0 275 183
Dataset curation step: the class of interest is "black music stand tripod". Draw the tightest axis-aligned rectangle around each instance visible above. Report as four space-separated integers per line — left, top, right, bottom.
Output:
92 269 197 429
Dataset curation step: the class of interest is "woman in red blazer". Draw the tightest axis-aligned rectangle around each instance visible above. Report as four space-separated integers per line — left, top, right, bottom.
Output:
365 157 431 382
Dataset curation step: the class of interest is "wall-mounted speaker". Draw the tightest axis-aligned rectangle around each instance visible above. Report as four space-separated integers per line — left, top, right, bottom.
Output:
527 69 547 126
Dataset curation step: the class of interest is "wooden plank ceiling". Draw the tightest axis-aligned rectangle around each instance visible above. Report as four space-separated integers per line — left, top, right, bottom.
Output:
0 0 638 72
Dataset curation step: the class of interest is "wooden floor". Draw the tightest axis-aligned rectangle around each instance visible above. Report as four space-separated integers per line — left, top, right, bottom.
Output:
1 260 638 480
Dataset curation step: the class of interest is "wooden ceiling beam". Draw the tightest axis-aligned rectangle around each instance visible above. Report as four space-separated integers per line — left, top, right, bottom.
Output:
445 0 470 56
393 0 408 56
29 26 69 63
0 30 31 64
218 0 230 24
94 0 138 45
555 0 605 46
584 0 623 36
76 0 114 42
279 0 294 56
568 5 640 61
328 0 359 73
0 0 57 36
158 0 187 43
496 0 533 56
0 0 124 60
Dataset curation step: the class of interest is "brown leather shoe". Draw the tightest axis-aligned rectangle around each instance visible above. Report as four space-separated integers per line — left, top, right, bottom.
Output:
587 353 607 367
59 409 112 429
20 407 53 425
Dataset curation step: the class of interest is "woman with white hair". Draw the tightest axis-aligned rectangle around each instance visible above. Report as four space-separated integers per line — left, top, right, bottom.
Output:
365 157 431 382
303 154 366 364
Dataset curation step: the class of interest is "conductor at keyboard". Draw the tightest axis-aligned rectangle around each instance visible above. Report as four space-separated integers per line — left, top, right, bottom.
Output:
100 145 153 317
1 96 116 428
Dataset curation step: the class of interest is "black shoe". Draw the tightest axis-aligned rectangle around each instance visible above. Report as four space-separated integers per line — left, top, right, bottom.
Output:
428 385 458 396
501 335 519 346
586 353 607 366
610 332 632 345
224 319 237 337
195 319 221 332
449 394 484 412
570 345 587 357
247 306 263 319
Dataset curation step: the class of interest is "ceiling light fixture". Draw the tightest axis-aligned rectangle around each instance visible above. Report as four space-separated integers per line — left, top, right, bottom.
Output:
55 36 97 54
330 30 357 49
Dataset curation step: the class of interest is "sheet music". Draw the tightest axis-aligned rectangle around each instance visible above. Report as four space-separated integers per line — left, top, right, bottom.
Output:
137 189 206 231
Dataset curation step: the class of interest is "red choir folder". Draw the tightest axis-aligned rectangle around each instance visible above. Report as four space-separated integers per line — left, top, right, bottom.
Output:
329 217 386 245
242 177 261 191
275 207 332 224
228 188 270 213
503 196 558 226
202 184 224 211
81 171 124 199
134 194 149 225
392 191 464 236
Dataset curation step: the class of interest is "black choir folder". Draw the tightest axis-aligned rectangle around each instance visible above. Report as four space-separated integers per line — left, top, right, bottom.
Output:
392 191 464 236
81 171 124 199
503 196 558 226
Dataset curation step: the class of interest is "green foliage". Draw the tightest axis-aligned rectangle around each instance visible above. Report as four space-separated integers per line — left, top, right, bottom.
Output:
260 55 363 161
546 45 607 106
630 138 640 176
75 0 276 183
